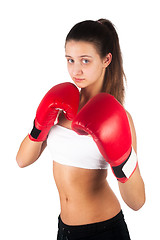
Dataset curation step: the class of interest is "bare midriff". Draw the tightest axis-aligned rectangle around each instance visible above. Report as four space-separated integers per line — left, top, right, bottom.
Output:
53 161 121 225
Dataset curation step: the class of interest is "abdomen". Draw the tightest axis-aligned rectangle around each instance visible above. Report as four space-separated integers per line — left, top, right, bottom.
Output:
53 161 121 225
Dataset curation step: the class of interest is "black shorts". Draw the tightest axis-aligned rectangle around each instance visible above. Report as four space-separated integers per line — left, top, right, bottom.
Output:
57 210 131 240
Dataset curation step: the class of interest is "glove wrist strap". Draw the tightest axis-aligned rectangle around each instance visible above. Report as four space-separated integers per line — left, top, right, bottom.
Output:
111 148 138 183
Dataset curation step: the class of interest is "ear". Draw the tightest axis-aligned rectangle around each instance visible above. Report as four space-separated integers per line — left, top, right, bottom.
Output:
103 53 112 68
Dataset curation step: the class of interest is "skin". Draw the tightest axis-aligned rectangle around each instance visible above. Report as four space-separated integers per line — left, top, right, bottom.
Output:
16 40 145 225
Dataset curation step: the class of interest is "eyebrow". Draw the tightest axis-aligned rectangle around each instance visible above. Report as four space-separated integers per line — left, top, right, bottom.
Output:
65 55 93 58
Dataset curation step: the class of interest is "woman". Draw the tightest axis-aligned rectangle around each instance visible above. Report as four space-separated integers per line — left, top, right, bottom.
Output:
16 19 145 240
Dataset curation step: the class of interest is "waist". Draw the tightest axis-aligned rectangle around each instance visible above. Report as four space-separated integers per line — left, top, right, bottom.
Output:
58 210 125 239
59 183 121 225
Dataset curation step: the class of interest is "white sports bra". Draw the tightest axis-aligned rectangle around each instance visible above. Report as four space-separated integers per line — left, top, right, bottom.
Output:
47 124 109 169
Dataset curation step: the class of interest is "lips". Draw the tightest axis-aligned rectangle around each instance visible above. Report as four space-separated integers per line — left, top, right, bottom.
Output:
74 78 85 82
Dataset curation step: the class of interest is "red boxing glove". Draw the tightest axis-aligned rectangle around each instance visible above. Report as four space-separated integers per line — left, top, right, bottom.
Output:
72 93 137 183
29 82 79 142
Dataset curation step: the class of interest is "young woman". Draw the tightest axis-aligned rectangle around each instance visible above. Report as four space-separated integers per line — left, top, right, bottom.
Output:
16 19 145 240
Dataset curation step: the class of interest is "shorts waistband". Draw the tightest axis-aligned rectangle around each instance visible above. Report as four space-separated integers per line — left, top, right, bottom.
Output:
58 210 124 237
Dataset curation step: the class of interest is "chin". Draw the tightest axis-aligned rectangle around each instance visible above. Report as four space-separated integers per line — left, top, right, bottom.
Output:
73 82 86 89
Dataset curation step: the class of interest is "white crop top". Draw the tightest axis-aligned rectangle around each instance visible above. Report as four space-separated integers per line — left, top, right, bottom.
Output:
47 124 109 169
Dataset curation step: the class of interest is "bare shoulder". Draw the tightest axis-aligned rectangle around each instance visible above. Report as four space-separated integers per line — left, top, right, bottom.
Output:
125 110 137 152
125 111 134 128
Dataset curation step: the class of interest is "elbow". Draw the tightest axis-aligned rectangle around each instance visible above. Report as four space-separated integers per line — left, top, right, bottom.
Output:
17 162 26 168
16 153 37 168
129 195 146 211
16 153 29 168
131 202 145 211
16 156 25 168
133 186 146 211
136 197 146 211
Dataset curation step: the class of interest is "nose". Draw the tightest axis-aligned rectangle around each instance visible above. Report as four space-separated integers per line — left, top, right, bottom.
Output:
72 62 82 76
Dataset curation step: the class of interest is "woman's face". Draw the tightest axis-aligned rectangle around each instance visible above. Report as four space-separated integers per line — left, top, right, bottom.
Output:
65 40 110 90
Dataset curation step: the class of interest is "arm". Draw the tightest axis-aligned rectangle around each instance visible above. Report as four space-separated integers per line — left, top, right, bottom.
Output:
16 136 47 168
16 82 79 168
118 111 146 210
72 93 146 210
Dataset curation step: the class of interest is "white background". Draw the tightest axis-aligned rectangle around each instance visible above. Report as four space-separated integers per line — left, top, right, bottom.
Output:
0 0 159 239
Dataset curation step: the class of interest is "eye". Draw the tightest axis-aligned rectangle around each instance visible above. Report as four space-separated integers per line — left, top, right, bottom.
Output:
82 59 89 64
67 58 74 64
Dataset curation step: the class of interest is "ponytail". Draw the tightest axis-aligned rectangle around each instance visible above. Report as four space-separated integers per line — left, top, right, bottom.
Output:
98 19 126 105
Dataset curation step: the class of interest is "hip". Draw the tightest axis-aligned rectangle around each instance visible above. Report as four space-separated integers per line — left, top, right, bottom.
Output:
57 210 131 240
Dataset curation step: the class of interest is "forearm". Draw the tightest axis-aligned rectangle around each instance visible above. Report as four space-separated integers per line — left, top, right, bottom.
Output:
118 164 145 211
16 135 46 168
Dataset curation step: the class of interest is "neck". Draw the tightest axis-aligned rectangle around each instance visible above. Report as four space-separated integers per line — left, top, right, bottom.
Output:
80 77 105 103
79 83 103 110
80 88 99 101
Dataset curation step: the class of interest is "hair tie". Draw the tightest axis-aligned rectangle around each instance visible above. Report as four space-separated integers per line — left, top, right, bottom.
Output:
97 20 102 25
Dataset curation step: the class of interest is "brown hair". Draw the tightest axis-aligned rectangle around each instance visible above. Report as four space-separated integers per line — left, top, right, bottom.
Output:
65 19 126 105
